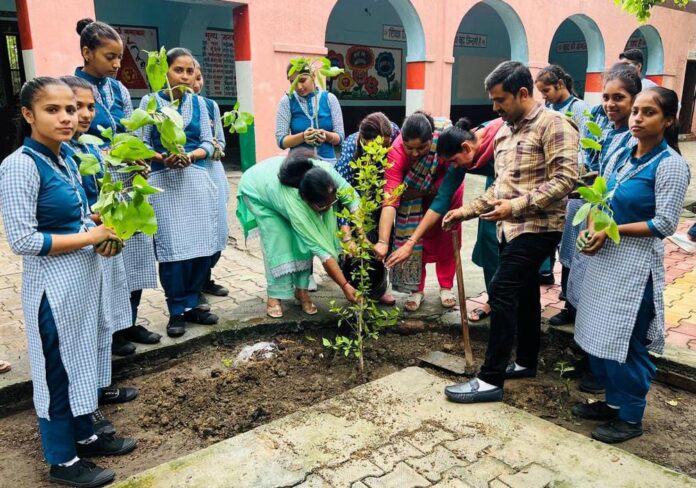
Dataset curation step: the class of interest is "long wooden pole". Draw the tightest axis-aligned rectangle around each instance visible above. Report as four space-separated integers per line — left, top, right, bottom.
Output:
452 231 474 367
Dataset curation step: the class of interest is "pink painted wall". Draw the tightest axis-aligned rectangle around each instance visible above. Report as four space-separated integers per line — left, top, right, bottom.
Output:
243 0 695 160
18 0 95 77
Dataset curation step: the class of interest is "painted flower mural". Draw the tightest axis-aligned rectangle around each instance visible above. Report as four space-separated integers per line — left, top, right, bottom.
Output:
325 43 402 101
336 72 355 92
326 50 345 92
365 76 379 96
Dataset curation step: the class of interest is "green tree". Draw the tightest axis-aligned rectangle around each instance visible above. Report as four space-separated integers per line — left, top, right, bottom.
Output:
616 0 689 21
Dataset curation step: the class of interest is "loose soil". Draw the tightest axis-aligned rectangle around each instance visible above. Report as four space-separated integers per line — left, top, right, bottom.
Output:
1 326 694 487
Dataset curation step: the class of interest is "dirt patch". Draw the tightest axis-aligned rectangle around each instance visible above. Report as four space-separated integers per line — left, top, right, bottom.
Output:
0 328 694 487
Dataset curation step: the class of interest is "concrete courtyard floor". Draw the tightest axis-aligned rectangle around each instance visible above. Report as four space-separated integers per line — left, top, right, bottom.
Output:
113 367 696 488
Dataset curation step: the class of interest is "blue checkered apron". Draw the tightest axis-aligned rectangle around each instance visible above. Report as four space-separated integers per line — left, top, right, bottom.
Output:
203 98 229 253
559 198 584 268
148 165 219 262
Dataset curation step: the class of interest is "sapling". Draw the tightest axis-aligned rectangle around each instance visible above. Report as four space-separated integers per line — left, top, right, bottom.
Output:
323 137 403 373
554 360 575 418
573 111 620 244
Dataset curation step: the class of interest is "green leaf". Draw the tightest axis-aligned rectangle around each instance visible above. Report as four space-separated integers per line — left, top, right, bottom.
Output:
572 202 592 226
121 109 155 132
606 220 620 244
78 134 105 146
240 112 254 125
319 66 344 78
159 117 186 154
586 121 603 138
111 134 157 161
145 47 168 92
160 106 184 129
592 208 612 232
133 174 163 195
104 154 124 167
580 138 602 151
137 200 158 235
77 153 101 176
147 95 157 113
99 126 113 141
233 100 240 111
233 118 248 134
116 165 146 173
577 186 602 204
322 338 331 347
592 175 608 196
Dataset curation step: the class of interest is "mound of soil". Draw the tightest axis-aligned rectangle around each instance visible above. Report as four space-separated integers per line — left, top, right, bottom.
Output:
0 328 693 487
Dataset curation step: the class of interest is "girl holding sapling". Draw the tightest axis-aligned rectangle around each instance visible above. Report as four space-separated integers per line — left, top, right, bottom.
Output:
138 47 219 339
275 61 345 165
74 18 160 358
572 87 690 444
0 77 136 488
191 62 230 303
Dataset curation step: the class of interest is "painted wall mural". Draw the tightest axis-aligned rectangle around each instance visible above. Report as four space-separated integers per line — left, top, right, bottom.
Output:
113 25 159 98
325 42 403 101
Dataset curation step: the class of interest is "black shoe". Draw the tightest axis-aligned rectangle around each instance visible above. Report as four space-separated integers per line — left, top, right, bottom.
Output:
549 309 575 326
196 294 211 313
592 420 643 444
110 333 135 357
99 387 138 406
167 314 187 338
90 409 115 437
121 325 161 345
558 290 566 301
579 373 605 394
572 401 619 421
504 361 537 379
49 460 115 488
183 308 219 325
444 378 503 404
539 272 555 285
203 280 229 297
76 433 137 457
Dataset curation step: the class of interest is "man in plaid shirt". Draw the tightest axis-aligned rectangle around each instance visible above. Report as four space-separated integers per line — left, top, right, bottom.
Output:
443 61 579 403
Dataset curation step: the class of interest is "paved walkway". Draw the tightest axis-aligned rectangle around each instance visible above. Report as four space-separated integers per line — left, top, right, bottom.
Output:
112 367 696 488
2 143 696 390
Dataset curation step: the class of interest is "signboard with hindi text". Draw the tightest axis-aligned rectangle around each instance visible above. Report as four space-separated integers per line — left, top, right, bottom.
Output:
113 25 159 98
202 29 236 100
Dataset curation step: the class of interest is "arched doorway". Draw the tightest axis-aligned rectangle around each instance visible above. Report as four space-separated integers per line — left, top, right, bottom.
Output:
624 25 664 85
450 0 528 124
324 0 426 133
547 15 604 104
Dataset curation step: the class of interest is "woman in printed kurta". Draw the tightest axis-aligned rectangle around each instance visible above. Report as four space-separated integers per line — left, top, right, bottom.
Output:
335 112 400 305
237 151 359 318
139 48 219 338
74 18 159 357
572 88 690 444
192 64 230 302
375 112 458 311
0 77 135 488
275 62 345 164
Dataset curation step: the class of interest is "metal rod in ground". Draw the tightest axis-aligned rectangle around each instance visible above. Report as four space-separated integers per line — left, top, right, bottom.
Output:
452 231 474 367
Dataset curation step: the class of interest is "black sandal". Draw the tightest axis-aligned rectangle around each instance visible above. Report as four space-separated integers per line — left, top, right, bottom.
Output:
468 307 490 322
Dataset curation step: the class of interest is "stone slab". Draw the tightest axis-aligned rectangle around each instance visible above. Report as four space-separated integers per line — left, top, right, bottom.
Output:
112 367 696 488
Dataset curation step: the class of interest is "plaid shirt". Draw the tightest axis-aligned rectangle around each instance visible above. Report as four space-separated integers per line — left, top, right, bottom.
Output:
460 103 578 241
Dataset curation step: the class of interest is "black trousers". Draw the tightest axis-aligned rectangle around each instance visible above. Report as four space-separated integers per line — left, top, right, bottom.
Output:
478 231 562 387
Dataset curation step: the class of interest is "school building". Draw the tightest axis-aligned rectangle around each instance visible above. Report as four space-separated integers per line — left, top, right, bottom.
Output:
1 0 696 166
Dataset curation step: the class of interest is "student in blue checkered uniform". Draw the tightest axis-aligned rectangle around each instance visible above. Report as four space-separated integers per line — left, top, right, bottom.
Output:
572 87 690 444
192 62 231 303
534 65 590 286
74 19 160 358
275 61 345 165
562 66 642 329
0 77 136 488
138 48 220 338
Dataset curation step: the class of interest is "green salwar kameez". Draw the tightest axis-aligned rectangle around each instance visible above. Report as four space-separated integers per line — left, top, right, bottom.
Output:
236 156 358 299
